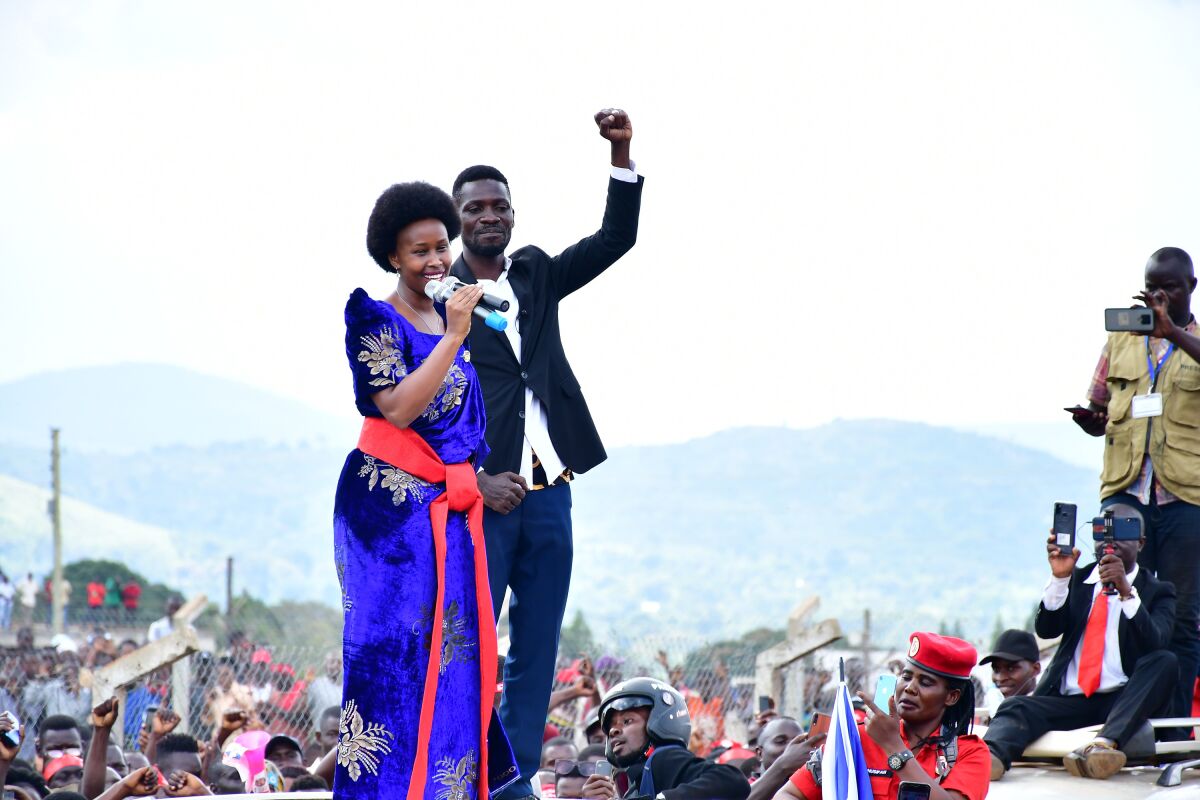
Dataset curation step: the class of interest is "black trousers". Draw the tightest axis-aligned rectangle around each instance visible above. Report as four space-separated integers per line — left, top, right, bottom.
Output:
985 650 1178 767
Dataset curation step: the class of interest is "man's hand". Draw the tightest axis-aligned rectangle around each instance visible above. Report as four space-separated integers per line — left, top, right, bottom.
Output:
1098 552 1134 598
1047 532 1080 579
92 698 119 730
120 766 160 797
582 774 619 800
165 770 211 796
770 732 826 776
858 693 905 755
1066 405 1108 437
594 108 633 169
595 108 633 142
1135 290 1178 341
217 709 248 745
0 714 23 763
153 708 181 736
477 471 527 514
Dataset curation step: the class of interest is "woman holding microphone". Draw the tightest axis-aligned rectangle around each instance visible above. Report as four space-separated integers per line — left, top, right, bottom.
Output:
333 181 516 800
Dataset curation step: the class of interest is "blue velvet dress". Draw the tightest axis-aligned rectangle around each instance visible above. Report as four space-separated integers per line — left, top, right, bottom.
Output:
333 289 513 800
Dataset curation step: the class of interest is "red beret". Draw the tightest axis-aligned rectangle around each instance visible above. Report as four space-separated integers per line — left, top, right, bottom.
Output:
906 632 977 680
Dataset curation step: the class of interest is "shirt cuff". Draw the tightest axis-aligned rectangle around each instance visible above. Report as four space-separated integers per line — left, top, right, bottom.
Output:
1121 587 1141 618
1042 575 1070 611
610 162 638 183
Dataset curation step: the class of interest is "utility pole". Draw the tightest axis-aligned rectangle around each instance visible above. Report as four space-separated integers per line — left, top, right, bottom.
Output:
50 428 64 635
861 608 871 676
225 557 233 617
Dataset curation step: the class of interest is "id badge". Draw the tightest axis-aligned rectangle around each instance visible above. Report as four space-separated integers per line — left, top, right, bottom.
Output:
1132 393 1164 418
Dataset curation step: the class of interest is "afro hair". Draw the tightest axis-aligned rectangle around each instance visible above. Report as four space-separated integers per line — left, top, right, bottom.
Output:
366 181 461 273
452 165 510 202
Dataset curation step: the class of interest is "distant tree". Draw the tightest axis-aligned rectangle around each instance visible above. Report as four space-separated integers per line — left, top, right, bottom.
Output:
559 610 596 659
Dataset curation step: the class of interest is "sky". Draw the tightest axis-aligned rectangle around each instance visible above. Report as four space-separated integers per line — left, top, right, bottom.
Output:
3 0 1200 449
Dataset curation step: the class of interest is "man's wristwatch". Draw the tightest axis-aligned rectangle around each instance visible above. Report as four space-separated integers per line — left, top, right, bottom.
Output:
888 749 915 772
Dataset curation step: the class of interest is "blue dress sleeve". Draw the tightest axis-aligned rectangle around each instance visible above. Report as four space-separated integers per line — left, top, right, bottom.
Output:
345 289 412 416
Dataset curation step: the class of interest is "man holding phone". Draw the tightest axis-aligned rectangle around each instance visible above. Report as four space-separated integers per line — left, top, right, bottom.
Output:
1069 247 1200 727
984 506 1177 780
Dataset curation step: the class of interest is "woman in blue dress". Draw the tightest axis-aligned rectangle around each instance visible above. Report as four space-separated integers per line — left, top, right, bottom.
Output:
333 181 516 800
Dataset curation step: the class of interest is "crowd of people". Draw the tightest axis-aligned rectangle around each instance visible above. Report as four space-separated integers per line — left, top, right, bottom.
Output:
0 572 142 631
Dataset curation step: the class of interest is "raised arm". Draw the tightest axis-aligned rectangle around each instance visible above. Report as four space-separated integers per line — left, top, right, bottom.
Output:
550 109 643 300
83 698 118 799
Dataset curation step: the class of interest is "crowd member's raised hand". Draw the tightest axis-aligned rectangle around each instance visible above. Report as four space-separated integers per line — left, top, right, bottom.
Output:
92 697 119 730
165 769 212 796
101 765 159 798
153 707 182 736
0 712 22 764
219 708 248 740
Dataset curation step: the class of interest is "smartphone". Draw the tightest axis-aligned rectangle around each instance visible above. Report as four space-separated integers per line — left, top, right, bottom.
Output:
594 761 612 778
758 695 772 713
873 674 898 710
1105 307 1155 333
0 711 19 749
809 712 830 737
897 781 932 800
1053 502 1077 555
142 704 159 732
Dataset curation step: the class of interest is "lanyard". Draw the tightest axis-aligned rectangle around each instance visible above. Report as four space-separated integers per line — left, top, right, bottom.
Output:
1147 339 1175 390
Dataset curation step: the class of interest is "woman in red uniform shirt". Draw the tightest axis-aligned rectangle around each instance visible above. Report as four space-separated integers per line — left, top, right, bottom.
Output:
778 632 990 800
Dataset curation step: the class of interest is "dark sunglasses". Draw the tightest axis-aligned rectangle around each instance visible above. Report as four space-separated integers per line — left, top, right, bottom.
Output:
554 759 602 777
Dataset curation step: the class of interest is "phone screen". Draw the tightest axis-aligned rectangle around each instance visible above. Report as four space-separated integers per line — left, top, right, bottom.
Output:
897 781 932 800
873 674 898 710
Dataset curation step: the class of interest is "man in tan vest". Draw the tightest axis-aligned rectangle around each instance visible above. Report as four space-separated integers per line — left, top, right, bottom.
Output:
1070 246 1200 731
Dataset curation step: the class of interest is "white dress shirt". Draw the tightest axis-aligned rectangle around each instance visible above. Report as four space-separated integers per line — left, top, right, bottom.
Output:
474 164 638 484
1043 564 1141 695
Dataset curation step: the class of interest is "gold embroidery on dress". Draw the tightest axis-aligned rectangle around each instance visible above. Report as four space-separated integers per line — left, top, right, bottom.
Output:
357 327 407 387
337 699 394 781
359 455 432 506
423 365 468 421
413 600 477 674
433 748 478 800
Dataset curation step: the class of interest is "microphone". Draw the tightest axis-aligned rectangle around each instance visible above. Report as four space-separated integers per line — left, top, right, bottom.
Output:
441 276 510 312
424 279 507 331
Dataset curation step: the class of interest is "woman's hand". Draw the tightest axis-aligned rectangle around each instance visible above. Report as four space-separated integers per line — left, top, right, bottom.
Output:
445 284 484 340
858 692 905 755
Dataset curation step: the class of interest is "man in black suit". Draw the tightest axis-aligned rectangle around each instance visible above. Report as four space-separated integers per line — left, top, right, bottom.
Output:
985 504 1177 781
450 108 643 800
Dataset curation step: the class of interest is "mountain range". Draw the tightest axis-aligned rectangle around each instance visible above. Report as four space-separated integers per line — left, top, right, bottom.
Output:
0 365 1104 646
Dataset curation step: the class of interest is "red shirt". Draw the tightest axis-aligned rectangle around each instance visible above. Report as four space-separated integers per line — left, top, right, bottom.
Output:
789 723 990 800
121 582 142 609
86 582 106 607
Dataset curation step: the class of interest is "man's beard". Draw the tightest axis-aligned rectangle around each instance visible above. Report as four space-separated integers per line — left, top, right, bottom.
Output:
465 231 510 258
609 746 646 769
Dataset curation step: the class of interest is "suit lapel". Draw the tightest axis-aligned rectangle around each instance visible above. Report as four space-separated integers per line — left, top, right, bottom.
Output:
506 257 535 368
451 255 518 364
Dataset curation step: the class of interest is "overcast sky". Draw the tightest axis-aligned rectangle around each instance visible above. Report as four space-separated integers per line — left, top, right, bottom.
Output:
3 1 1199 448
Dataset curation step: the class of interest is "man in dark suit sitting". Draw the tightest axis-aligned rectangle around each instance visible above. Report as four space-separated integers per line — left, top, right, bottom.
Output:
449 108 643 800
985 504 1177 781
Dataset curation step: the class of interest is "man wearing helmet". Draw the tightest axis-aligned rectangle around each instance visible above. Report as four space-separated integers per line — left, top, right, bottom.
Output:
582 677 749 800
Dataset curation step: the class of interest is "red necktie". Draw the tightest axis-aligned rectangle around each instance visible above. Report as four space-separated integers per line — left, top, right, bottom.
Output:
1078 591 1109 697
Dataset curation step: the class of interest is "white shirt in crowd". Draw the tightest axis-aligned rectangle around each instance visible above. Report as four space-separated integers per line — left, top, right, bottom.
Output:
147 616 174 642
1042 564 1141 696
475 164 638 484
0 580 13 602
16 576 36 608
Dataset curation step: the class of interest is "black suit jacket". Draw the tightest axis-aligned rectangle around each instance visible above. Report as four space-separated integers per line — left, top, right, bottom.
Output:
1034 563 1176 696
451 175 643 476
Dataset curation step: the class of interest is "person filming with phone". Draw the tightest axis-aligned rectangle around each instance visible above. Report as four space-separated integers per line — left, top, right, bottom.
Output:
580 677 748 800
1068 246 1200 728
777 633 990 800
984 505 1177 781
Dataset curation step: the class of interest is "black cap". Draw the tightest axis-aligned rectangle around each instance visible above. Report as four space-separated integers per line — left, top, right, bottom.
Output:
979 629 1039 665
264 734 303 758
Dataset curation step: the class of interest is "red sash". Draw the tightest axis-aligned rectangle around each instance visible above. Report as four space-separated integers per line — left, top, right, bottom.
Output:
357 417 497 800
